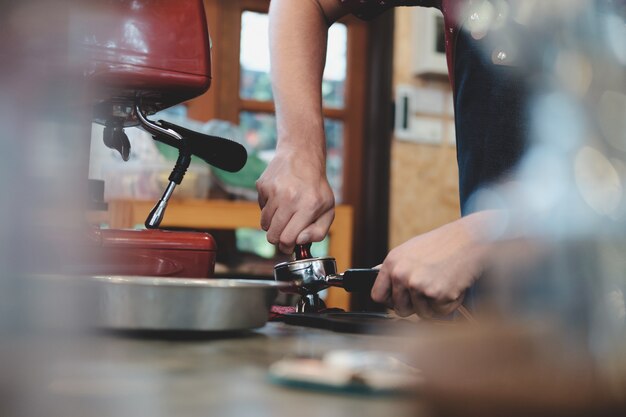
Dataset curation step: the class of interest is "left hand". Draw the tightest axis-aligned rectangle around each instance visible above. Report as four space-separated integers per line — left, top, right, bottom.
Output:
371 212 493 318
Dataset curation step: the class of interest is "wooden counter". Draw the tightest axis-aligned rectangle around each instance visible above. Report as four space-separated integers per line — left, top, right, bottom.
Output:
13 323 422 417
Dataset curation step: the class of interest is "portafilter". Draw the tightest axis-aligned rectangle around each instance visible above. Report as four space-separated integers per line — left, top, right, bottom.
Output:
274 243 378 312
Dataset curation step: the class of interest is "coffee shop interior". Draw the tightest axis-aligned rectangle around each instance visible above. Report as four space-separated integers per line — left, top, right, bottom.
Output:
86 1 458 310
1 0 626 416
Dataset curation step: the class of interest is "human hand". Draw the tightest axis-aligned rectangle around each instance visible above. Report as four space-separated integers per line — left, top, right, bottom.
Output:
371 213 493 318
256 148 335 254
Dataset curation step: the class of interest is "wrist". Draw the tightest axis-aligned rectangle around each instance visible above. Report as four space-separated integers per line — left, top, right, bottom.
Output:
457 211 504 272
274 123 327 166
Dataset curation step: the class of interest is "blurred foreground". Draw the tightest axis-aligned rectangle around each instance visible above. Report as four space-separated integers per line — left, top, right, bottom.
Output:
0 1 625 416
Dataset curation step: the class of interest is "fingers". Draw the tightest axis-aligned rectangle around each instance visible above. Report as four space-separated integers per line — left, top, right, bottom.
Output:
276 211 310 253
374 257 463 319
391 283 414 317
410 292 435 319
372 261 415 316
431 294 465 317
295 209 334 244
276 208 333 254
371 266 392 306
257 187 268 209
262 203 334 255
256 161 335 253
372 265 420 318
373 257 415 317
259 199 278 232
259 193 335 253
265 205 295 247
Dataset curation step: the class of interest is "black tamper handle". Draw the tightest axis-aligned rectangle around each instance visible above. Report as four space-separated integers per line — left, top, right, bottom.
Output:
294 243 313 260
341 269 379 293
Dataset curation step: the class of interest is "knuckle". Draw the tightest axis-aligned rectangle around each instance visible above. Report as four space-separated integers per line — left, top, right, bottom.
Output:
424 285 455 302
391 263 411 282
283 186 298 202
422 286 439 300
303 194 322 211
408 279 425 295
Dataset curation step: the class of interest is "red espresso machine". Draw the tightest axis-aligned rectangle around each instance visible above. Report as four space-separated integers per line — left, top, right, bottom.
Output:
78 0 247 278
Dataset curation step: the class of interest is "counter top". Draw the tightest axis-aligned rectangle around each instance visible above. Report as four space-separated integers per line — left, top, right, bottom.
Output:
13 323 424 417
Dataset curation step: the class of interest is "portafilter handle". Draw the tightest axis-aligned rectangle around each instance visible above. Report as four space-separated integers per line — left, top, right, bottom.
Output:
145 146 191 229
327 269 379 293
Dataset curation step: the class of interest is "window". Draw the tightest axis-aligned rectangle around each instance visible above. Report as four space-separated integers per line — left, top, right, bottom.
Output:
239 11 348 108
238 10 348 201
187 0 368 208
183 0 370 272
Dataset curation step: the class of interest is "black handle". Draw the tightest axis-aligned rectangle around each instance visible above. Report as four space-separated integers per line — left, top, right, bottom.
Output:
154 120 248 173
341 269 379 293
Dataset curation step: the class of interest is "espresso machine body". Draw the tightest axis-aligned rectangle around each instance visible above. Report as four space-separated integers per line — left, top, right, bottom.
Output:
81 0 232 278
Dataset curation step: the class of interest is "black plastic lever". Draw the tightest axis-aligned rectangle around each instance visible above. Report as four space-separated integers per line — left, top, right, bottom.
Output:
341 269 379 293
153 120 248 173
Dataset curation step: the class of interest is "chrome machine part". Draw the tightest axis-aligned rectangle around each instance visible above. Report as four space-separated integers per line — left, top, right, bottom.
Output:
93 102 140 128
274 257 338 295
135 103 183 142
145 181 177 229
297 293 327 313
135 103 189 229
274 243 379 311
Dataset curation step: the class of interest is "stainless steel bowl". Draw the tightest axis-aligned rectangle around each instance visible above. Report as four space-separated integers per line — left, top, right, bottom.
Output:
273 257 337 294
91 276 286 331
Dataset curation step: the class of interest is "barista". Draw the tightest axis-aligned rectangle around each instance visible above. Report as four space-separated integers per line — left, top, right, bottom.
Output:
257 0 529 318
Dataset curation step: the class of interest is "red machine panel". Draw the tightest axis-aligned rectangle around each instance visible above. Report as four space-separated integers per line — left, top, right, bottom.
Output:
79 0 212 112
89 229 217 278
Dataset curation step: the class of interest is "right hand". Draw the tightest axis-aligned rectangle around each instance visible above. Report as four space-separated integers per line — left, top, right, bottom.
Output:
256 148 335 254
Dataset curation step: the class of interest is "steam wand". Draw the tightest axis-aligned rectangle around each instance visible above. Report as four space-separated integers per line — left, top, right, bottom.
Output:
145 150 191 229
135 103 247 229
135 104 190 229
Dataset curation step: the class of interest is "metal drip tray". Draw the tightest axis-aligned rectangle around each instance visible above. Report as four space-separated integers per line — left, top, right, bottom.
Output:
92 276 286 331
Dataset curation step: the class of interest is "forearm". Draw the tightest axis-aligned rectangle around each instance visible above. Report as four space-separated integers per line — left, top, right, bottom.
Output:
269 0 346 160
